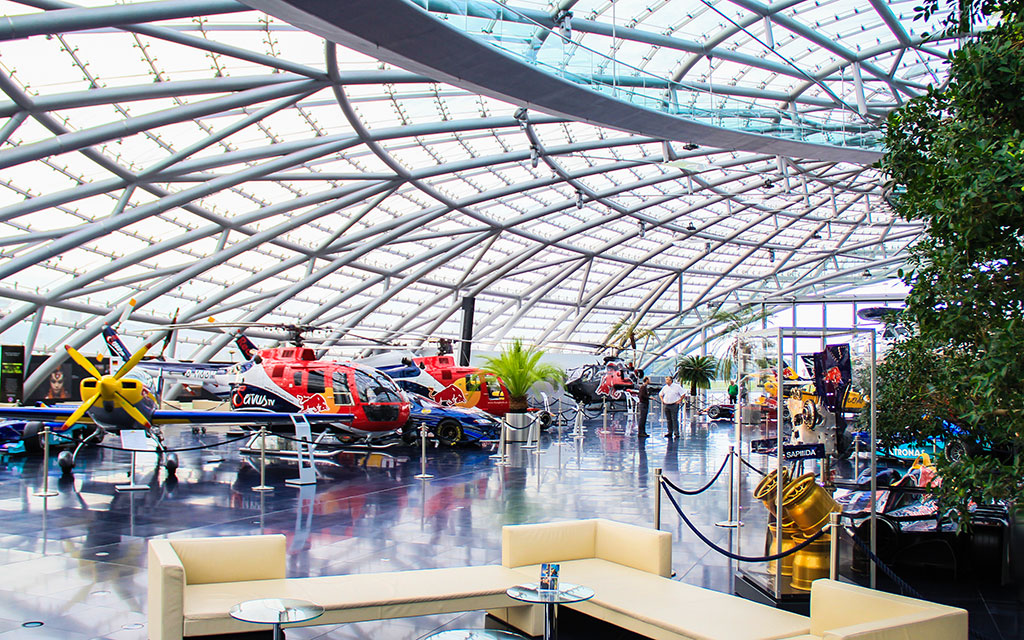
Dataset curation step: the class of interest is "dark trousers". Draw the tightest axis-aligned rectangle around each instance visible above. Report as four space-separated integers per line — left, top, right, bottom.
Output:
664 403 680 435
637 402 649 435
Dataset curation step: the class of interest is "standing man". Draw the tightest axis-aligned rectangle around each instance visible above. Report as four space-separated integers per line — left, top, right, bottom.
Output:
659 375 684 438
728 380 739 405
636 376 651 438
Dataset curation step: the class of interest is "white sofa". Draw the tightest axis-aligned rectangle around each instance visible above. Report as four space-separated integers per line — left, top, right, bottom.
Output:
147 520 968 640
489 519 968 640
147 534 524 640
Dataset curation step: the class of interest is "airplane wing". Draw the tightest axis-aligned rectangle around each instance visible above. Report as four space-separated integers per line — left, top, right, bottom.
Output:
0 407 94 424
150 410 354 427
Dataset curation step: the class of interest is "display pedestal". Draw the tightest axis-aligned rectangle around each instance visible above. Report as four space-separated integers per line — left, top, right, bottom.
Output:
733 570 810 615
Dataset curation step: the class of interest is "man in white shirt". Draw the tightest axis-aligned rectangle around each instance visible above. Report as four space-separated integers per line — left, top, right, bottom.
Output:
659 375 685 438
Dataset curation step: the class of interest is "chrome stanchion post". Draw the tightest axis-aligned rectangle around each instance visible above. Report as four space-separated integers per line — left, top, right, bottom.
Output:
415 422 434 479
715 447 741 528
35 423 57 497
829 511 840 580
654 467 662 529
253 425 272 492
601 398 608 433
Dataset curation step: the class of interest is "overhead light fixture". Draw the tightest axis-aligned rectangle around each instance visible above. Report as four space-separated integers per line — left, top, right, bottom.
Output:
639 221 646 237
705 242 712 253
682 142 699 151
862 269 872 279
687 221 696 231
576 190 584 210
763 179 774 189
530 145 539 168
513 107 529 122
768 248 775 263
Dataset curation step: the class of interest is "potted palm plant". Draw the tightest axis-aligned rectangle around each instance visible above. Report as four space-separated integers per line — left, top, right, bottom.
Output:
675 354 718 412
481 340 563 441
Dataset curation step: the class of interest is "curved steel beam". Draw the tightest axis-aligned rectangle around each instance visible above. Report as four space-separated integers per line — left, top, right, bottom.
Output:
239 0 882 163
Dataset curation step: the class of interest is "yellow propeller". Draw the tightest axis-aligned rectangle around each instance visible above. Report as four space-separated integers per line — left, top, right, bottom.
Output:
62 341 156 431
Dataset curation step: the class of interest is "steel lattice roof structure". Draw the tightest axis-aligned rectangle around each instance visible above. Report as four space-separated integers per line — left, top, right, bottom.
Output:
0 0 960 392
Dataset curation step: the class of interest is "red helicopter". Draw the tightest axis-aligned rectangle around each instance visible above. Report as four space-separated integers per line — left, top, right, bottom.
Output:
361 338 511 417
163 322 412 440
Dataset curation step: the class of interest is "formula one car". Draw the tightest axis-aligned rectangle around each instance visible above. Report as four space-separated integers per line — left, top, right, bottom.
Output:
401 393 502 446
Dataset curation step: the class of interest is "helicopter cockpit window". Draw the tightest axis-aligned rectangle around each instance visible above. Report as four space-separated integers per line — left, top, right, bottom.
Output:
333 371 352 405
292 370 302 386
464 374 481 392
307 370 326 393
353 369 402 403
485 375 504 398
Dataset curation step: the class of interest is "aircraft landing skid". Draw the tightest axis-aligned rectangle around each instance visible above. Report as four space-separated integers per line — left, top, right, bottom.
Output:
239 431 403 458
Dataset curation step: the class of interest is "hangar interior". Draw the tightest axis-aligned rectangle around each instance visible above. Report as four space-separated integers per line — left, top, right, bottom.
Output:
0 0 1018 639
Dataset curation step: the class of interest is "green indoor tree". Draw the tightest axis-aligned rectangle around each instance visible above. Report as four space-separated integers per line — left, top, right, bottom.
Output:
877 0 1024 515
675 355 718 397
480 339 563 413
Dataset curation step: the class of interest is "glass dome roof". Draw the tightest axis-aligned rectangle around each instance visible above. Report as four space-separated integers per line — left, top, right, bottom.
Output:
0 0 958 390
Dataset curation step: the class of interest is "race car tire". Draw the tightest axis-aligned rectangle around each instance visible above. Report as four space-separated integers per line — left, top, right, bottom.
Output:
944 439 968 463
708 405 721 419
436 420 463 446
22 422 45 454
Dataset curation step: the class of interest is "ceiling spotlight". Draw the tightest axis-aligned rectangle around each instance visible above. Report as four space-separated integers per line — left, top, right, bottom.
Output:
768 248 775 263
639 221 646 238
763 179 774 189
530 145 539 168
705 242 712 253
862 269 872 279
682 142 699 151
576 190 584 210
513 107 529 122
811 232 822 239
687 221 696 231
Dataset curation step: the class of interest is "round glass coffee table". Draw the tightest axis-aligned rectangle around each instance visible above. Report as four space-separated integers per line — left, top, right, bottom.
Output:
506 582 594 640
229 597 324 640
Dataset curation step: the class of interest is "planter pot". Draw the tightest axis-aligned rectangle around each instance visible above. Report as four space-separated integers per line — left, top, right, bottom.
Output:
505 412 531 443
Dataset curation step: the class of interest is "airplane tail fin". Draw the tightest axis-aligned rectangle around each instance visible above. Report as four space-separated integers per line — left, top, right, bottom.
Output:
102 325 133 361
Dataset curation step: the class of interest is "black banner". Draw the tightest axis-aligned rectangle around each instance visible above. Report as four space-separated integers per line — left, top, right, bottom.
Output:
1 345 25 404
751 438 826 460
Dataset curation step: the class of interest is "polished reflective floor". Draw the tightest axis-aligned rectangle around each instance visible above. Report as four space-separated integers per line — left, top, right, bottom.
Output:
0 408 1017 639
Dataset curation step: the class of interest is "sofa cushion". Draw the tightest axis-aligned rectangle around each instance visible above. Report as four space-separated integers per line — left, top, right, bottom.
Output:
170 535 285 585
512 559 810 640
596 519 672 577
182 565 523 636
502 519 597 568
809 579 963 638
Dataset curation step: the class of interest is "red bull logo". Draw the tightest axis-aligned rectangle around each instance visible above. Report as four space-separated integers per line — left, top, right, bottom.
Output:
299 393 330 413
433 385 467 406
596 372 622 399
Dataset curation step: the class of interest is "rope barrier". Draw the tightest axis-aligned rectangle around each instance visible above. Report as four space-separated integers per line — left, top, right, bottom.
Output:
737 455 767 476
660 454 731 496
660 481 826 562
840 527 924 599
51 430 253 453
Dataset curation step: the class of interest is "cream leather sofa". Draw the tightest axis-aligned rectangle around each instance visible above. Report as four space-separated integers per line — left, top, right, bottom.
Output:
148 520 967 640
147 534 524 640
488 519 968 640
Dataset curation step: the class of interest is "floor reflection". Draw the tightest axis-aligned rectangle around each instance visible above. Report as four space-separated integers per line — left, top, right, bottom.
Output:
0 408 1015 638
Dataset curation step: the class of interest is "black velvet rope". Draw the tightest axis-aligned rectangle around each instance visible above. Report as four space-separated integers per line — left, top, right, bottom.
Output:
839 527 924 600
737 455 767 476
660 453 731 495
50 430 253 452
660 481 827 562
